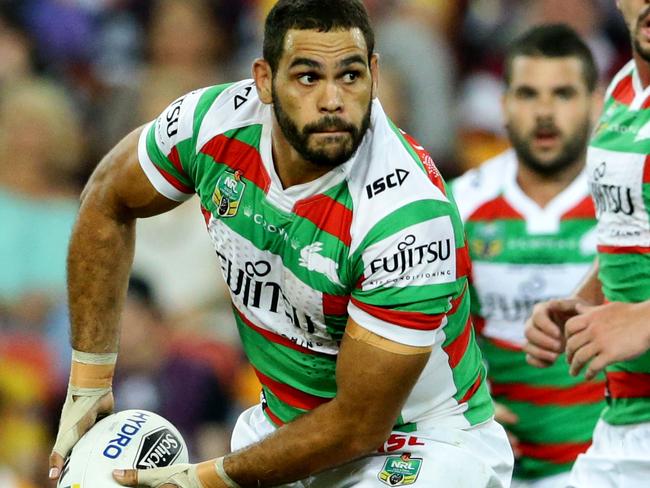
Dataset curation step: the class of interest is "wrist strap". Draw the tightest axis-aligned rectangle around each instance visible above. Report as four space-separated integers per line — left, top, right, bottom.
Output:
213 457 242 488
70 349 117 390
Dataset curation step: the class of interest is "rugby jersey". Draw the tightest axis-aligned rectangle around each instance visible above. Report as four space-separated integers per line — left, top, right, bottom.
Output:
137 80 493 430
588 60 650 425
452 150 604 479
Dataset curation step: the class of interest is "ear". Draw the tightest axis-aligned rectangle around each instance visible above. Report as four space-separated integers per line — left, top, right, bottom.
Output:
370 53 379 99
253 58 273 105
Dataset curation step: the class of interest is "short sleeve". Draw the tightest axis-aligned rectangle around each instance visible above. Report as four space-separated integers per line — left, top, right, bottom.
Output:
137 89 207 201
348 202 464 347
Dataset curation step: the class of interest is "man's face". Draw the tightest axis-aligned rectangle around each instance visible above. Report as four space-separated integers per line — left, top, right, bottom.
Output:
269 28 376 168
503 56 594 176
618 0 650 62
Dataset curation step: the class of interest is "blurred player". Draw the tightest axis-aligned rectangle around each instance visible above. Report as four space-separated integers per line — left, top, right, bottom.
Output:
452 25 604 488
525 1 650 486
48 1 513 487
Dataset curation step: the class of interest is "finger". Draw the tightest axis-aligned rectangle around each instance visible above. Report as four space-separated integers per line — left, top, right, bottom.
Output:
584 355 608 381
565 316 589 341
528 310 563 339
523 342 559 366
574 302 596 315
524 325 563 353
494 403 518 425
569 342 600 377
566 328 592 364
48 451 65 480
113 469 139 486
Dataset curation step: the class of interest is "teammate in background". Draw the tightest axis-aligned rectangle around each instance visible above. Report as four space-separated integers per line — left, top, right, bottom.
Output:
452 25 604 488
525 1 650 486
48 1 513 487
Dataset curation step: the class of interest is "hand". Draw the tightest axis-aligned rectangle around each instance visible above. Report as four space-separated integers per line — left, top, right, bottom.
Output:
113 462 227 488
49 390 114 481
565 302 650 380
523 298 585 368
493 403 520 458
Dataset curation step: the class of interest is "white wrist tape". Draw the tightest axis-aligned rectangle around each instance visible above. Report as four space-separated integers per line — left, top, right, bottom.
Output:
215 457 242 488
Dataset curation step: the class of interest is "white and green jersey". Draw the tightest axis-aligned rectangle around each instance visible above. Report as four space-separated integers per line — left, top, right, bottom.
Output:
137 80 493 431
452 150 604 480
588 60 650 425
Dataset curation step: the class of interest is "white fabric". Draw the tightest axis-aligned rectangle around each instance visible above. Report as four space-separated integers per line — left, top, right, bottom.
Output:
510 472 570 488
230 404 514 487
568 419 650 488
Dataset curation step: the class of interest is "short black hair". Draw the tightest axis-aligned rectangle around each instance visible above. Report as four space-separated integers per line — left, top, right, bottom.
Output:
263 0 375 73
505 24 598 92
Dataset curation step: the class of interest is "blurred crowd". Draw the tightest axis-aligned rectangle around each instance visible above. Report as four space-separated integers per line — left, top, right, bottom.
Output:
0 0 633 486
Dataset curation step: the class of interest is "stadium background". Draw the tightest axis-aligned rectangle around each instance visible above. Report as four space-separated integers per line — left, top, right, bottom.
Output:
0 0 631 486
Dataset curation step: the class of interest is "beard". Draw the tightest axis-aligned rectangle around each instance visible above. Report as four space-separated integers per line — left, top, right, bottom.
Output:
507 119 591 177
272 87 372 169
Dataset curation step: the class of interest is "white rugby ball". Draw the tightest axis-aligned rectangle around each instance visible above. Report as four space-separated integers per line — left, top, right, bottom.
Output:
57 409 189 488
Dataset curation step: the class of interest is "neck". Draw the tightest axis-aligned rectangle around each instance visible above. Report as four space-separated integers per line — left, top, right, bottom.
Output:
516 156 585 208
634 50 650 89
271 126 334 189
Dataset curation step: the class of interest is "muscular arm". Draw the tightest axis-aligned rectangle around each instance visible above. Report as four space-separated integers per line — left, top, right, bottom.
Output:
68 127 180 352
223 320 431 487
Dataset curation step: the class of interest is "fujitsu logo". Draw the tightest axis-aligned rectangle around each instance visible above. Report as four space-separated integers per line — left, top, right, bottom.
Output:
590 162 634 216
369 234 452 275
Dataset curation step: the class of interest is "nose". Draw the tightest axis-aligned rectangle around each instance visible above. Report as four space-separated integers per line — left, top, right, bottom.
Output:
318 81 343 114
534 93 555 120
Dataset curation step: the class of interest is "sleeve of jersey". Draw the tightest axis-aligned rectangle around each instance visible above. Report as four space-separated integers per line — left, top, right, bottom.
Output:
137 90 205 201
348 206 462 347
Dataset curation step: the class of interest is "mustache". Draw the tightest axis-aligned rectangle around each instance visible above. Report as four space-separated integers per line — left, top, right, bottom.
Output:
304 116 356 134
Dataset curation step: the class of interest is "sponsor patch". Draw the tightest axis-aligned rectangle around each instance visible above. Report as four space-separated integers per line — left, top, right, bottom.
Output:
135 427 183 469
378 453 422 486
213 170 246 217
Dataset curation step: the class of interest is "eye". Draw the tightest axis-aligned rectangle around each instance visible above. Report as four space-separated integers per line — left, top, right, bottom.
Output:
342 71 360 83
298 74 318 86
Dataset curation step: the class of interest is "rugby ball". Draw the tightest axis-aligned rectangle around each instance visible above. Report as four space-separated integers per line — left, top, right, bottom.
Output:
57 410 189 488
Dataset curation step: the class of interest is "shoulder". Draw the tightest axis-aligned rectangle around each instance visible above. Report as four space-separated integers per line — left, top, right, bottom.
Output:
346 101 455 252
450 150 515 221
604 59 636 100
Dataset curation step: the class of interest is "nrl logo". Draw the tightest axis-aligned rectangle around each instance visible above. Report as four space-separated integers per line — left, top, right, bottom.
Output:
212 170 246 218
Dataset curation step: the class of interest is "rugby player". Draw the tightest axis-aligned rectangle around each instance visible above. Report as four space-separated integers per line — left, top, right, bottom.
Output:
525 1 650 486
453 25 604 488
48 1 513 487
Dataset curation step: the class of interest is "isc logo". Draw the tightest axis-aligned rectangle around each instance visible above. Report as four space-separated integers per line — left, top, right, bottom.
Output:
365 169 409 199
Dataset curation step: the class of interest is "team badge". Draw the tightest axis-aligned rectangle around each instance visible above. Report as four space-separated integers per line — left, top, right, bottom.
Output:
378 453 422 486
212 170 246 217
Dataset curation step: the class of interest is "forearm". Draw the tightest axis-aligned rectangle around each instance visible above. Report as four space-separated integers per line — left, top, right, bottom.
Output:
571 259 604 305
67 201 135 352
223 399 385 487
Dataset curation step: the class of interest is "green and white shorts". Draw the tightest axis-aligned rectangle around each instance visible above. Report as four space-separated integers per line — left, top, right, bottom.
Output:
230 404 514 487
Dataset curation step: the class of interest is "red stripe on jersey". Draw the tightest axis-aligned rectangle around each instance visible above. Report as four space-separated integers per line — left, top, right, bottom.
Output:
350 298 445 331
254 367 331 410
168 146 189 179
467 195 522 222
456 242 472 278
447 284 467 316
323 293 350 316
201 134 271 193
561 196 596 220
644 155 650 184
444 318 472 368
458 372 483 404
262 404 285 427
518 441 591 465
235 308 335 357
293 195 352 247
598 245 650 254
606 371 650 398
490 381 605 406
200 205 211 226
156 164 194 194
484 336 523 351
471 315 486 335
400 129 446 195
611 75 634 105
